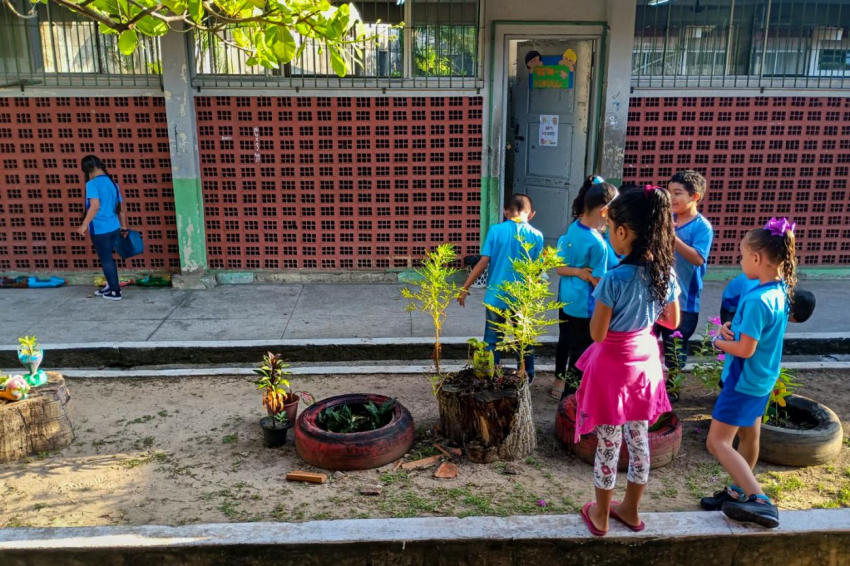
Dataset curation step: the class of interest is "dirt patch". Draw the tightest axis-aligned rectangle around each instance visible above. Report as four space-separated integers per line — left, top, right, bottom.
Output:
1 370 848 528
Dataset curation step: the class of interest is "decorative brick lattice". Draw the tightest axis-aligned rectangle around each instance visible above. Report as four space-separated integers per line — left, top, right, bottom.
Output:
196 96 483 270
624 96 850 266
0 96 179 272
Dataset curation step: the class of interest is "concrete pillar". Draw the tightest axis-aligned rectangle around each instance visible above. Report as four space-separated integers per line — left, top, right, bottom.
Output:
600 0 636 186
160 27 211 286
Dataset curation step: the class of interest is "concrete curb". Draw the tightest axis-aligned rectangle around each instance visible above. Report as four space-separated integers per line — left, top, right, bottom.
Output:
1 510 848 566
1 333 848 368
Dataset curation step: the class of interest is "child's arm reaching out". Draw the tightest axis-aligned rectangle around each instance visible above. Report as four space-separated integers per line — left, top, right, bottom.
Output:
458 256 490 307
714 334 758 359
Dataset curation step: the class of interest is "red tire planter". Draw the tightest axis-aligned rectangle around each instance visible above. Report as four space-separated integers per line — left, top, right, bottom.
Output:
295 393 415 471
555 394 682 471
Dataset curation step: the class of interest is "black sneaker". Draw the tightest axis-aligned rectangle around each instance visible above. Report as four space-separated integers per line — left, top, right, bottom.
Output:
94 285 110 297
102 290 122 301
700 485 744 511
721 494 780 529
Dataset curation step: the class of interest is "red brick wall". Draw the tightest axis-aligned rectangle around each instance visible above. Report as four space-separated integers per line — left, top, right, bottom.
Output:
624 96 850 267
195 95 483 270
0 96 180 273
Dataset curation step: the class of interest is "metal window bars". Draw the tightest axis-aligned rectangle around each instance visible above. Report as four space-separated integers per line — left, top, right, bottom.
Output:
0 2 162 90
632 0 850 90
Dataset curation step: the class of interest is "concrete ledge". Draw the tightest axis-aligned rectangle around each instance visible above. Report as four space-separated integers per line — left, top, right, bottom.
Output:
0 334 848 369
1 510 848 566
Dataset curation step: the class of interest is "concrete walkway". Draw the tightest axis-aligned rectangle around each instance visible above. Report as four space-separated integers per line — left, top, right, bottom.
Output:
0 279 845 346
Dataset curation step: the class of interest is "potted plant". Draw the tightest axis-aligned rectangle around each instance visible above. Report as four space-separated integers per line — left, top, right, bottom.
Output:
404 240 564 463
254 352 299 447
295 393 415 470
17 336 46 388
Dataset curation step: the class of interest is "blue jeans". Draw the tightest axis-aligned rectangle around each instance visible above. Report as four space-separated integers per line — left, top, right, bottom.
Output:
91 229 120 293
483 308 535 379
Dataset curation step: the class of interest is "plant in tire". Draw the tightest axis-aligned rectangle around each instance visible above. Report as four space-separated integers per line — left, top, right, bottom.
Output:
254 352 293 429
401 243 462 390
763 368 802 426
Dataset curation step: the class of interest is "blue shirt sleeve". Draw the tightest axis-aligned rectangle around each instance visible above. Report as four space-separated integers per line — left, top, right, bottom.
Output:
721 275 745 313
85 180 100 201
593 272 619 309
690 220 713 263
481 226 496 258
589 240 608 279
736 297 772 342
667 272 681 304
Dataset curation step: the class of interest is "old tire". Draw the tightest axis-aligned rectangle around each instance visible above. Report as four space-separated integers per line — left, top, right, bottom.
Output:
295 393 414 471
555 394 682 470
759 395 843 467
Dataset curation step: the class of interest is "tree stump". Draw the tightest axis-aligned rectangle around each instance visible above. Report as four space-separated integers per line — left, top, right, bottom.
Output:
437 380 537 463
0 371 74 463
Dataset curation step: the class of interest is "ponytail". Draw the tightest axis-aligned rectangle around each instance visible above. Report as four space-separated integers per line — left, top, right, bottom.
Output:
571 175 618 220
81 154 121 215
745 221 798 304
607 185 676 307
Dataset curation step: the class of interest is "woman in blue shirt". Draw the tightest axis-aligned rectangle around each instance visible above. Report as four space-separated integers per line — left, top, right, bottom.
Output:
76 155 127 301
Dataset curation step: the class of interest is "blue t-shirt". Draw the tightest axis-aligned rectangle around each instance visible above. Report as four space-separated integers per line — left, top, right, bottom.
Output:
593 263 681 333
720 273 759 315
556 220 608 318
720 281 789 397
603 229 623 269
674 214 713 313
85 175 122 235
481 220 544 309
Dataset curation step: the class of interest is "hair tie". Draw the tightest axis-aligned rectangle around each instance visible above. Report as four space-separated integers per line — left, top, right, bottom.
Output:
643 184 661 199
591 175 605 185
764 217 795 237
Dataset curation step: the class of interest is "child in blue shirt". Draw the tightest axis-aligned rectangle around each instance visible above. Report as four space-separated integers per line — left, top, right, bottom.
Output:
720 273 816 325
706 218 798 529
554 175 618 398
656 170 713 399
460 194 544 381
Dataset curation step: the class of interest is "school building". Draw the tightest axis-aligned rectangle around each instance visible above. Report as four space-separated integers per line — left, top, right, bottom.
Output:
1 0 849 285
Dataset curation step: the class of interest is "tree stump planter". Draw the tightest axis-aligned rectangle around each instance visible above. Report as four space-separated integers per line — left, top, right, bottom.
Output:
759 395 843 467
555 394 681 471
0 371 74 464
295 393 414 471
437 371 537 463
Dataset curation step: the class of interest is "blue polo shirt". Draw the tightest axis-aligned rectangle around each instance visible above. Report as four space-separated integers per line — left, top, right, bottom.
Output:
593 263 680 333
720 280 789 397
603 229 623 269
556 220 608 318
674 214 713 313
481 220 544 309
720 273 759 315
85 175 122 235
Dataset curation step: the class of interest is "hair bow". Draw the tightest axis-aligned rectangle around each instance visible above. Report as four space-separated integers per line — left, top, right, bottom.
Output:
643 184 661 198
591 175 605 185
764 217 795 237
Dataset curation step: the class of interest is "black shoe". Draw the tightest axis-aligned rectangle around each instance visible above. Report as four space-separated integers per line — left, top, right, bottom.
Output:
94 285 110 297
722 495 779 529
700 486 744 511
102 290 122 301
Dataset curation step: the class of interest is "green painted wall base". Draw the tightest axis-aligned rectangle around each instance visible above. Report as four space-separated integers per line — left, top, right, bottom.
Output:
173 177 207 273
481 176 501 240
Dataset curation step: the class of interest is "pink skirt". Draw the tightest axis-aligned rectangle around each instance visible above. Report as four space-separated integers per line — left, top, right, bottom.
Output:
573 327 672 442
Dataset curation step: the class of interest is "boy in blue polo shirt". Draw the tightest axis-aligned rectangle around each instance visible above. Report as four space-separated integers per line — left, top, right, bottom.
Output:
657 170 713 398
720 273 816 325
459 194 544 382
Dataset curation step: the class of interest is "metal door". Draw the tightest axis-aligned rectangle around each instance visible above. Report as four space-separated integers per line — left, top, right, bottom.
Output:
511 39 593 242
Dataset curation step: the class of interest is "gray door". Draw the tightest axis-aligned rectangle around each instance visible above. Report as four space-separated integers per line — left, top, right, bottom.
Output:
511 40 593 243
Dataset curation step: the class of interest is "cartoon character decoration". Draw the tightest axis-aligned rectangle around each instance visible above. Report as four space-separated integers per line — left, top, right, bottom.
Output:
526 48 576 89
0 375 31 401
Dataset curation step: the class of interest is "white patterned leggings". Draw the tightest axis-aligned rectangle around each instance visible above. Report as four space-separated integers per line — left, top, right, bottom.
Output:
593 421 650 490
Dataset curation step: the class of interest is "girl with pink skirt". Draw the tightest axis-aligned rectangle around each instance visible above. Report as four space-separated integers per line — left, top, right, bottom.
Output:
576 185 681 536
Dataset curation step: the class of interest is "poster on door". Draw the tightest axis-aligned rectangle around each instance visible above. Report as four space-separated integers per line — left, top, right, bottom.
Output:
526 48 576 89
539 115 559 147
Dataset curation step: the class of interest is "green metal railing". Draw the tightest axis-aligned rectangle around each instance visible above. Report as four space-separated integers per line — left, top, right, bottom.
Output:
191 0 481 89
632 0 850 89
1 2 161 90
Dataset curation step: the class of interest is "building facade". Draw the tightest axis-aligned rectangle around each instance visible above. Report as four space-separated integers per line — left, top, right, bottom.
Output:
1 0 848 283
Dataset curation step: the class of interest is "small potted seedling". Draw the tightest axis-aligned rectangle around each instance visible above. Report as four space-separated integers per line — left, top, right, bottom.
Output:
467 338 494 380
254 352 299 447
17 335 46 387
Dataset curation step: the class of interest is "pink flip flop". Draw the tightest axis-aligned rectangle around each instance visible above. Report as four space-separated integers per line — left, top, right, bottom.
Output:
609 502 646 532
580 502 608 537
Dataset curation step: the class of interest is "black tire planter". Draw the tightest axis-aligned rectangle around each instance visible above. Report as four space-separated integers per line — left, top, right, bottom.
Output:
260 417 292 448
555 394 682 470
759 394 843 467
295 393 415 471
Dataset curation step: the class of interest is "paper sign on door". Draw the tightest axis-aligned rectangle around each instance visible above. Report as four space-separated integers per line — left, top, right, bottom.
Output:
539 115 559 147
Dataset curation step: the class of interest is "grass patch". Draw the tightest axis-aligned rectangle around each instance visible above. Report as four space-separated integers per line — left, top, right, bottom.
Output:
222 434 238 445
761 473 804 501
127 415 155 425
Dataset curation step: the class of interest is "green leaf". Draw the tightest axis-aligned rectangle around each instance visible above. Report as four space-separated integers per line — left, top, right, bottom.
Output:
118 29 138 56
135 17 168 36
160 0 187 14
187 0 203 23
98 22 119 35
328 44 346 77
270 26 296 63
